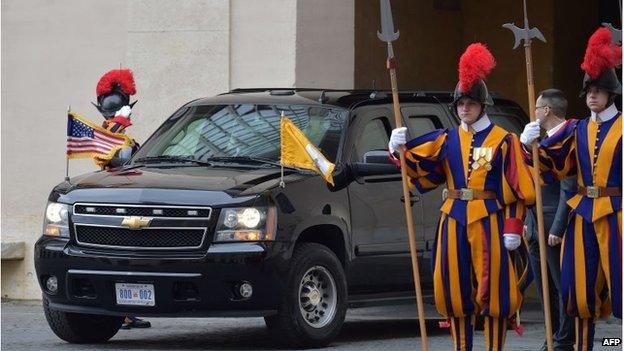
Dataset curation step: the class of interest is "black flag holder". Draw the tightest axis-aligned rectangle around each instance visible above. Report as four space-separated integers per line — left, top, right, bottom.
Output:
65 105 71 184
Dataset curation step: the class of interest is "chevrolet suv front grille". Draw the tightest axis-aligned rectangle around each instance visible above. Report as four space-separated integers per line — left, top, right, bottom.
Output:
71 203 212 250
74 204 211 218
75 225 206 249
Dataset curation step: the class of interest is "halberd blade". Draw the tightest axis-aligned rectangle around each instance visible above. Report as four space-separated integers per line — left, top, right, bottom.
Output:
377 0 399 43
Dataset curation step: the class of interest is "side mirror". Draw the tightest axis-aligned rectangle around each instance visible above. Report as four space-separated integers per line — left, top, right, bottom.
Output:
329 154 399 192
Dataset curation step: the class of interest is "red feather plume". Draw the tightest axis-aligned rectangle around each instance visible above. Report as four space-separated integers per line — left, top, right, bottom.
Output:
459 43 496 92
581 28 622 79
96 69 136 97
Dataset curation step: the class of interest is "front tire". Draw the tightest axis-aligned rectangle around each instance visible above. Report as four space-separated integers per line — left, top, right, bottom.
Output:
265 242 347 348
43 297 123 343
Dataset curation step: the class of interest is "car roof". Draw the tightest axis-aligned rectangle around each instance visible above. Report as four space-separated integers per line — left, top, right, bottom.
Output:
186 88 522 111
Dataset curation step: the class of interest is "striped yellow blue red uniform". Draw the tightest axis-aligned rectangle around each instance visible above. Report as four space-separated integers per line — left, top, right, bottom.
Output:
535 113 621 351
403 123 535 351
93 117 136 169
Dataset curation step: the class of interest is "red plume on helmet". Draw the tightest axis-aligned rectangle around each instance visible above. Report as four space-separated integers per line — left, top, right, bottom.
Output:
581 28 621 80
96 69 136 97
458 43 497 93
93 68 138 119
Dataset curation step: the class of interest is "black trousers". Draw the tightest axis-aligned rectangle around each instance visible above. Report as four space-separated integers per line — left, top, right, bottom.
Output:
527 237 575 351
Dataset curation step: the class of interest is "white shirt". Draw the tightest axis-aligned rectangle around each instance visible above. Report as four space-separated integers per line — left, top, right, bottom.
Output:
546 120 566 137
590 103 619 123
461 114 491 133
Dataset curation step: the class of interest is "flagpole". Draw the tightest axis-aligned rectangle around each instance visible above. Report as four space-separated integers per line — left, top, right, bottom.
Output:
65 106 71 183
279 111 286 188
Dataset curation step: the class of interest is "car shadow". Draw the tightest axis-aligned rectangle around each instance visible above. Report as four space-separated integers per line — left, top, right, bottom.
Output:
89 318 448 350
337 318 449 343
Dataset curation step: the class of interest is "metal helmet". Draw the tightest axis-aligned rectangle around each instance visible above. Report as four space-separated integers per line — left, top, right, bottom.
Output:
92 91 134 118
452 79 494 105
92 68 137 119
580 68 622 97
452 43 497 106
580 28 622 97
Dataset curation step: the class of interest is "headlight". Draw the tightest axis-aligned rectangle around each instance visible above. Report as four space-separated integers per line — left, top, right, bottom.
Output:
214 207 276 242
43 202 70 238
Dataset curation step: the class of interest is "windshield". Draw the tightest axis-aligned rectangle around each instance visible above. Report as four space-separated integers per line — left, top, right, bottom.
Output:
133 104 348 164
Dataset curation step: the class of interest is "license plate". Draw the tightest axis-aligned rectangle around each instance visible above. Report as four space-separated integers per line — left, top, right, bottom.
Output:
115 283 155 306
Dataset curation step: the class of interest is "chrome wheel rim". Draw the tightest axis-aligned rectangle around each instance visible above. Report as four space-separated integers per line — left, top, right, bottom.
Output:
298 265 337 328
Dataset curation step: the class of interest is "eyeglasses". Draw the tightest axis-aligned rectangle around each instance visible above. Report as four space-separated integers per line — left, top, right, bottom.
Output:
535 105 550 110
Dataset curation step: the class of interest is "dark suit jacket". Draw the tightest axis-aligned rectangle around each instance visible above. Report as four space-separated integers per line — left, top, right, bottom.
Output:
525 177 577 241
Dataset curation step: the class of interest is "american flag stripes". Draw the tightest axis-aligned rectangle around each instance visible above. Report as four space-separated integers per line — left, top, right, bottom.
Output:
66 112 130 159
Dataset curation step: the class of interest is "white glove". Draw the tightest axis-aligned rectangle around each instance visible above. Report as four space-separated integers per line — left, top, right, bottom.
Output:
389 127 407 153
519 119 541 146
117 146 133 159
115 105 132 118
503 233 521 251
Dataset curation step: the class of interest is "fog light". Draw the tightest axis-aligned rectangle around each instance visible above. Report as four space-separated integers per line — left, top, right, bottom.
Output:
46 276 58 293
239 282 253 298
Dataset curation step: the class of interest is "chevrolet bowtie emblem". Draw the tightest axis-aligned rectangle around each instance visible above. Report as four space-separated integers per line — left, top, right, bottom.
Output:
121 216 152 230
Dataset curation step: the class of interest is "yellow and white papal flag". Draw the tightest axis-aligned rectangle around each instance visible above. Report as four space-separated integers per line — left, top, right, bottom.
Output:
280 115 335 185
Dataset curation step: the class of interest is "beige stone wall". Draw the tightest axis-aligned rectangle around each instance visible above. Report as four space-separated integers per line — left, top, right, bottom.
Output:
1 0 233 299
296 0 354 88
1 0 129 299
230 0 297 88
1 0 356 300
127 0 230 139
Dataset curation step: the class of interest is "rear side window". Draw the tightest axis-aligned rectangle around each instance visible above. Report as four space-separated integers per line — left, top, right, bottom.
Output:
355 118 389 162
406 115 442 138
486 103 529 136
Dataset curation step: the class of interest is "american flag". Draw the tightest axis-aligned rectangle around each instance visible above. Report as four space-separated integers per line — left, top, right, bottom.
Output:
66 112 129 159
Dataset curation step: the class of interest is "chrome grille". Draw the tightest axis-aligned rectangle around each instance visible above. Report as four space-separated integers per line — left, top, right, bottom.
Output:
71 203 212 250
74 204 210 218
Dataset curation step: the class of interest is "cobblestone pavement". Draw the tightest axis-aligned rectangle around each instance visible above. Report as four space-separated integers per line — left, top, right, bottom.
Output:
1 300 621 350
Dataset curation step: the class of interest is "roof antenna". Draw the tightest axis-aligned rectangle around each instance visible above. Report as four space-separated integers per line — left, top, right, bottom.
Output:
370 79 378 99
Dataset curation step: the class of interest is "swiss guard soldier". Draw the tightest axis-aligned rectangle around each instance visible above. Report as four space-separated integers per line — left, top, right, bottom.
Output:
389 43 536 351
521 27 621 351
91 68 151 329
92 68 139 169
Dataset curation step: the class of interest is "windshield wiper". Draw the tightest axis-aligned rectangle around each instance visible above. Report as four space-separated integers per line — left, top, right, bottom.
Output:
133 155 213 166
205 156 283 168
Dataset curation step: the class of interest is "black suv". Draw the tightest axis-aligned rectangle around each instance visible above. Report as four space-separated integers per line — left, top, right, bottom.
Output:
35 88 528 347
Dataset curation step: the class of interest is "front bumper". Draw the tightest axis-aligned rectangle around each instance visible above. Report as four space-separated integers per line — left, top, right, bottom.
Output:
34 237 291 317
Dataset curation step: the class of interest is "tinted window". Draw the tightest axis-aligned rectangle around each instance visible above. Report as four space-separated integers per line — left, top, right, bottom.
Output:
406 115 442 138
133 104 347 162
486 103 529 135
355 118 389 162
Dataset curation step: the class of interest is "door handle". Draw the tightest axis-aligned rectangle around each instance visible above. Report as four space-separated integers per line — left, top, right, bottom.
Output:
400 191 421 205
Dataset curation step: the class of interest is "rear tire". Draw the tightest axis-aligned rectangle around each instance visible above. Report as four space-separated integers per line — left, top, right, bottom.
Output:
43 297 123 343
265 242 347 348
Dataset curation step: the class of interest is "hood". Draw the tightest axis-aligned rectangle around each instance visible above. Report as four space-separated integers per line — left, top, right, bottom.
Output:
51 165 308 205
